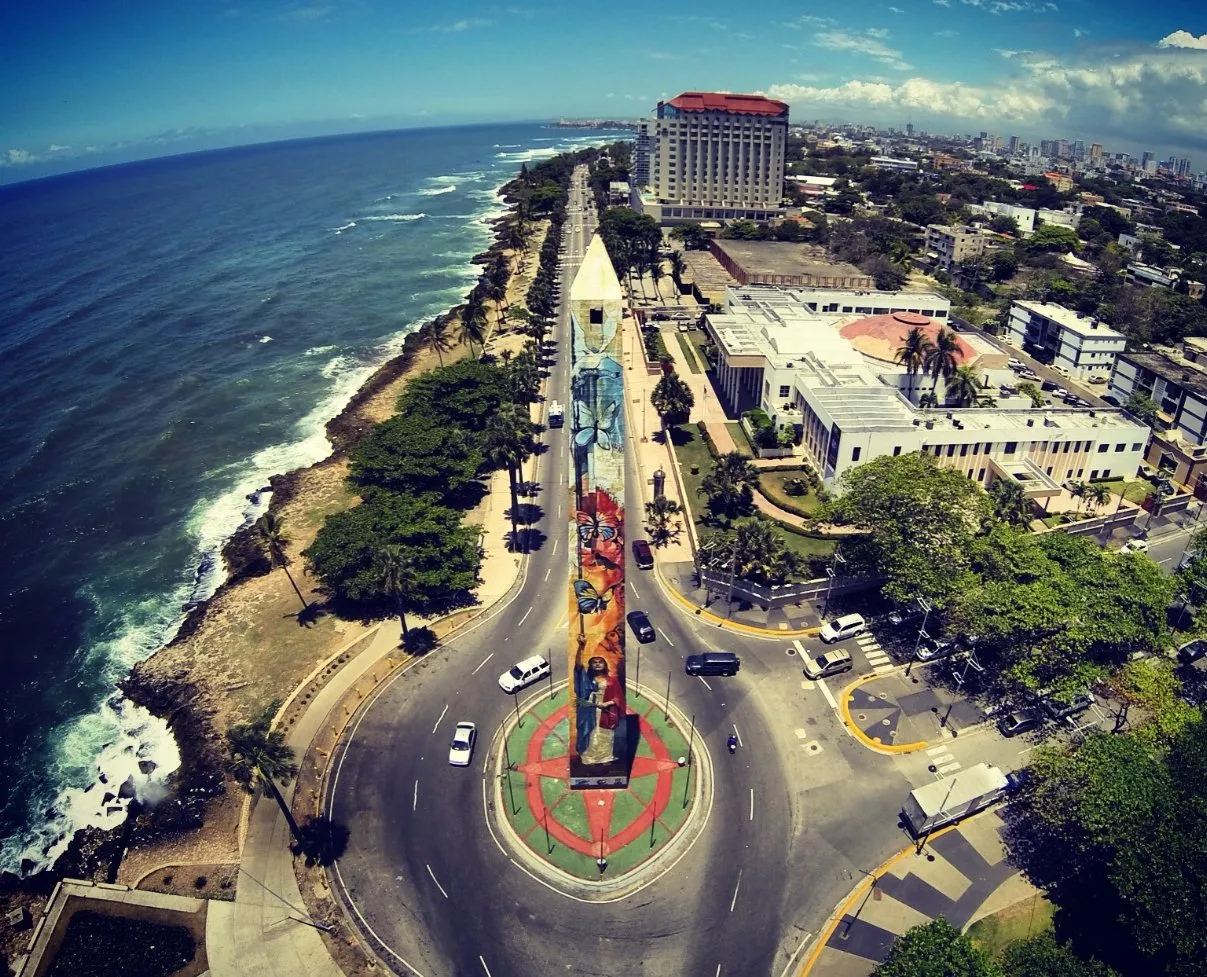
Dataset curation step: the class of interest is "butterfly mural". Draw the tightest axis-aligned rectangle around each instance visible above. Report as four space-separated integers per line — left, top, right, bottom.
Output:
574 398 620 452
576 509 619 544
573 578 618 616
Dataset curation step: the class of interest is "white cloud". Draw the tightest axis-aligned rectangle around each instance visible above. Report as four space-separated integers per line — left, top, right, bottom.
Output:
935 28 959 37
767 36 1207 150
933 0 951 6
1160 30 1207 50
47 144 70 153
785 15 836 28
814 29 912 71
279 4 332 22
888 5 905 12
642 50 681 61
1073 27 1087 38
4 149 36 166
409 17 494 33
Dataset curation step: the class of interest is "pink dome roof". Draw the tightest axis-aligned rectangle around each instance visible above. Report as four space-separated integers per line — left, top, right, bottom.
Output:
839 311 976 366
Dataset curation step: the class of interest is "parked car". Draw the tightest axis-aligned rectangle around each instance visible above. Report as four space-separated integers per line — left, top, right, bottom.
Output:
915 636 960 663
1121 538 1150 554
1041 379 1061 392
631 539 654 570
1087 375 1108 385
1177 638 1207 664
498 655 551 693
802 648 854 680
1038 690 1094 720
627 610 656 643
1018 369 1041 382
819 613 868 643
1005 768 1033 793
997 710 1042 738
888 603 922 627
685 651 740 676
1008 358 1025 371
1101 393 1121 407
1052 365 1070 378
448 722 477 767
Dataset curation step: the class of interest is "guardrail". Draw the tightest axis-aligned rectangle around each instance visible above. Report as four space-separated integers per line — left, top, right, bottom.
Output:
699 570 879 610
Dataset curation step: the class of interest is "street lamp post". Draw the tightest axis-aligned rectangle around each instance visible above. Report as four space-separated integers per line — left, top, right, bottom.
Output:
906 598 933 677
821 552 846 618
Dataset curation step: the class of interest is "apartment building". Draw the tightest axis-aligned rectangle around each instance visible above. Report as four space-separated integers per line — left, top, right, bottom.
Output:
1005 300 1126 379
1109 345 1207 494
925 224 985 272
633 119 652 187
968 201 1036 236
704 288 1146 490
639 91 788 224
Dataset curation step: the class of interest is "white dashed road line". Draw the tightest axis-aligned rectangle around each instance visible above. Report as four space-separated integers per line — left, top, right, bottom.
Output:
697 676 713 691
658 628 675 647
857 633 896 674
426 864 449 899
471 652 494 675
431 704 448 735
816 677 837 711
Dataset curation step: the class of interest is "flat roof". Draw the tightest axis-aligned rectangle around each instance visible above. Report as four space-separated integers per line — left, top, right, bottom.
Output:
1012 300 1124 340
1121 350 1207 400
712 239 868 281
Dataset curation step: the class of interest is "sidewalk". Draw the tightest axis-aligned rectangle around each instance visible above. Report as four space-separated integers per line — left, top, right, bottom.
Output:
801 810 1037 977
840 672 985 755
206 469 523 976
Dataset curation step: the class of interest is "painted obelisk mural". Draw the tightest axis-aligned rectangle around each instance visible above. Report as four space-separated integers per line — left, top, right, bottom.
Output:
568 235 629 789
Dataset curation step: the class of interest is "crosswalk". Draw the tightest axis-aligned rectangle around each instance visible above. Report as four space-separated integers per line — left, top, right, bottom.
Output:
856 632 895 675
926 743 963 777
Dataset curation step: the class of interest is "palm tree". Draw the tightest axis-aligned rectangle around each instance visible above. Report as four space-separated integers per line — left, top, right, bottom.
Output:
669 250 686 296
895 326 934 400
485 406 533 551
946 365 987 408
698 451 760 519
226 704 302 846
255 513 308 612
732 519 784 582
375 544 418 639
420 317 454 367
650 372 695 432
644 496 682 547
989 479 1033 528
649 255 665 303
924 328 961 400
459 307 488 359
1084 483 1111 516
1069 480 1088 515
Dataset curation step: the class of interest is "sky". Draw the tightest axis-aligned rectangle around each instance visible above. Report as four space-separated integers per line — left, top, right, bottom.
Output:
4 1 1207 182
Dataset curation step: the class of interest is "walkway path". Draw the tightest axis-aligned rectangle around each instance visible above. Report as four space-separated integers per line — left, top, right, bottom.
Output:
801 810 1037 977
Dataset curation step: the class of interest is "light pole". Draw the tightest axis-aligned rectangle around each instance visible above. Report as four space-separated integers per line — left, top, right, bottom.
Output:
1178 501 1206 565
907 597 933 677
822 552 846 618
952 650 983 690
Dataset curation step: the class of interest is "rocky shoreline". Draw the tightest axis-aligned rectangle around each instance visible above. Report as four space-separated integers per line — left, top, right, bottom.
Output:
9 178 532 890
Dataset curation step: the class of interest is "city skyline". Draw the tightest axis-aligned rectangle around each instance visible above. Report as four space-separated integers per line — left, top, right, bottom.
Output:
5 1 1207 182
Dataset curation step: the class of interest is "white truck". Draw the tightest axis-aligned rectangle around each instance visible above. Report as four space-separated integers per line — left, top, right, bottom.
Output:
902 762 1009 836
548 400 564 428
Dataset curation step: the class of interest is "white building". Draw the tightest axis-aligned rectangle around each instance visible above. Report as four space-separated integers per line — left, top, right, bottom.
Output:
968 201 1036 236
869 156 919 172
704 287 1147 489
633 118 652 188
640 91 788 224
1005 300 1125 380
1036 207 1081 231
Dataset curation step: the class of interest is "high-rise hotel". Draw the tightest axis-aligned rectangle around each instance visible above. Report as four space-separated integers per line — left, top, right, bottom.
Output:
633 91 788 224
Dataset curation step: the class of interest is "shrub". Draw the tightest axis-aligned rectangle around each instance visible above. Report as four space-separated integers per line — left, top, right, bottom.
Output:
193 876 208 890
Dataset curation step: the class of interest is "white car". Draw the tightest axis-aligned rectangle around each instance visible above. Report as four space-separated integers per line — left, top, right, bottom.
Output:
1121 538 1150 554
448 722 477 767
1008 358 1024 371
802 648 854 680
819 613 867 644
498 654 551 693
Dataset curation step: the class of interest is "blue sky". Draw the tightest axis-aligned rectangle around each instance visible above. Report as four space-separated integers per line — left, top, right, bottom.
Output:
4 1 1207 179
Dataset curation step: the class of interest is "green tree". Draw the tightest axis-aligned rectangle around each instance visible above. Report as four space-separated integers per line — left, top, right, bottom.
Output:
1083 482 1110 516
698 451 760 519
668 250 686 291
988 214 1021 236
989 478 1034 528
397 360 514 434
732 518 801 585
948 365 989 407
419 316 454 367
825 452 989 607
650 372 695 430
349 413 483 506
484 405 534 551
669 221 709 250
1029 223 1081 252
1124 392 1159 428
254 513 309 612
874 918 1001 977
925 328 962 399
374 544 418 639
895 325 934 399
226 703 303 846
458 305 488 358
1017 382 1045 408
644 496 682 547
1001 934 1118 977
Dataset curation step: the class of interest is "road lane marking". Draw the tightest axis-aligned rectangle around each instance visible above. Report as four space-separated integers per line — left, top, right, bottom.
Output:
777 933 814 977
544 567 552 582
631 581 641 599
939 761 961 774
412 780 418 812
471 652 494 675
732 724 743 747
658 628 675 647
792 638 807 656
749 788 755 822
817 678 837 711
697 676 712 691
926 745 950 755
730 870 742 912
715 966 721 977
479 957 493 977
518 606 533 626
432 704 448 735
425 864 449 899
552 537 559 556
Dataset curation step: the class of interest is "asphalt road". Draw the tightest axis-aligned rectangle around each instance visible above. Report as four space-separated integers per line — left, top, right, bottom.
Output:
325 169 913 977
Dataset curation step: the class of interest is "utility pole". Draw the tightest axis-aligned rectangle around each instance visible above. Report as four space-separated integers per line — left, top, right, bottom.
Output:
726 539 739 617
822 552 846 618
906 597 932 677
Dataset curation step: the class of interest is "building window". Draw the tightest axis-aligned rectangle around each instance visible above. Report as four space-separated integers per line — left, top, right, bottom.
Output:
1098 444 1109 453
1062 442 1070 453
1102 469 1111 478
1077 468 1084 477
1066 469 1073 478
590 308 603 324
1046 467 1053 475
946 444 956 457
852 446 861 462
1132 443 1142 451
1116 443 1125 452
977 468 986 480
778 385 790 398
960 444 968 457
1091 470 1099 479
893 446 902 456
1004 441 1017 454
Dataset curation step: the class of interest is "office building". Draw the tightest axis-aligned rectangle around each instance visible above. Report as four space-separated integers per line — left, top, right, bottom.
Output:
1109 343 1207 493
1008 136 1020 155
633 118 652 187
925 224 985 272
1005 300 1126 379
639 91 788 224
704 287 1146 489
1089 143 1104 167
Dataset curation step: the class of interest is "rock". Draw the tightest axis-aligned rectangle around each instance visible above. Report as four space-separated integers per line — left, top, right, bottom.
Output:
138 759 157 775
101 792 115 805
7 906 30 929
118 776 137 800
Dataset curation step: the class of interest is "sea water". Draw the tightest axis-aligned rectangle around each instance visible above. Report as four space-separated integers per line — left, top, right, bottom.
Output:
0 122 620 873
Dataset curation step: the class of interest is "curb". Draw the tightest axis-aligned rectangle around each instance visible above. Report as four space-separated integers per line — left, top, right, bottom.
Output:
839 674 929 755
655 563 824 639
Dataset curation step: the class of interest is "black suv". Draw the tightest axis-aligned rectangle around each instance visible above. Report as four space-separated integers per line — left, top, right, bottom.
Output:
685 652 740 677
631 539 654 570
627 610 656 643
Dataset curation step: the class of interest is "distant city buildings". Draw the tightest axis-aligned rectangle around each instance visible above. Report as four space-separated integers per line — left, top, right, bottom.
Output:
635 91 788 225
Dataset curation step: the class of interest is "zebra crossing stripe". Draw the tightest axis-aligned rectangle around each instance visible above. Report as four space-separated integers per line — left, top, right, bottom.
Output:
873 664 895 675
926 745 951 757
939 761 962 774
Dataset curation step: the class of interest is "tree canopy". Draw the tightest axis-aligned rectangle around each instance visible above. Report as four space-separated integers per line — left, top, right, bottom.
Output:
874 919 1000 977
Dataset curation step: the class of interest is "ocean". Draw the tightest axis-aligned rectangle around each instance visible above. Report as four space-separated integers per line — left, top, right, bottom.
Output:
0 121 620 874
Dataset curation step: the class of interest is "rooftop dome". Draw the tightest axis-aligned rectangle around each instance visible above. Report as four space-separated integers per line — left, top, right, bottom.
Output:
839 311 976 366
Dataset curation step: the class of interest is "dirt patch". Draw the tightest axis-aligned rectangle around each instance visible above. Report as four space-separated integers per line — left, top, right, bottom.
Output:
136 862 238 902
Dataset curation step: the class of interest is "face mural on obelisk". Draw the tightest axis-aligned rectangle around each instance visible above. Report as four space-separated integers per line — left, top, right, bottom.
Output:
568 237 628 789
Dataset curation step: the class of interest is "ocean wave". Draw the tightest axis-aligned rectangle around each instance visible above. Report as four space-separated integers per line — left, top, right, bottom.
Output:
304 344 337 356
416 185 456 197
493 144 522 148
494 147 559 162
332 221 357 233
360 213 425 222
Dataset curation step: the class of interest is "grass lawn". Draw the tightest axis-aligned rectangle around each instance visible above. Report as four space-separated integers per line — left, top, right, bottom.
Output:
1095 476 1154 506
776 528 836 560
672 331 702 374
726 422 756 455
966 894 1055 959
759 469 824 518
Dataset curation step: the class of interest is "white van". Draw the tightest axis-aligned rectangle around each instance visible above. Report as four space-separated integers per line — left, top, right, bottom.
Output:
498 655 551 693
819 613 867 644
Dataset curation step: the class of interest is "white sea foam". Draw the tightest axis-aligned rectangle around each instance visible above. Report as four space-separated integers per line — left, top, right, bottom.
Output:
494 147 559 162
304 344 336 356
332 221 357 233
416 185 456 196
360 213 425 222
493 143 522 148
260 335 273 344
